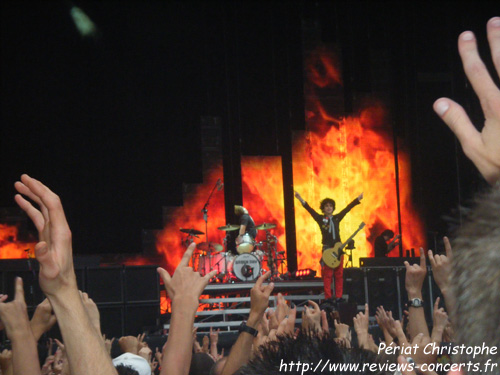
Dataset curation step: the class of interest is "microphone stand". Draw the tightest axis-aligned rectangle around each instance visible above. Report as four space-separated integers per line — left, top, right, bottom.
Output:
25 248 36 314
201 179 221 244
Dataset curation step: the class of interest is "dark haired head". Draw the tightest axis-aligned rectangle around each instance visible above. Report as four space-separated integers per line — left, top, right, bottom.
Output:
190 352 215 375
239 331 394 375
381 230 394 238
115 365 139 375
320 198 336 212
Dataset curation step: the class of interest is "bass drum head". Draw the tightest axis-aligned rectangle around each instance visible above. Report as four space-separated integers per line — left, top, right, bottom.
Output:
233 253 261 281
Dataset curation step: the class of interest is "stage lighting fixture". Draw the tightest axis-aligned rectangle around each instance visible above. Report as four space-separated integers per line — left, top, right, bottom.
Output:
293 269 316 279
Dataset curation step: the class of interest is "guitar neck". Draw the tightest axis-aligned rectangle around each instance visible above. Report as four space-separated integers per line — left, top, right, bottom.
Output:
339 223 365 251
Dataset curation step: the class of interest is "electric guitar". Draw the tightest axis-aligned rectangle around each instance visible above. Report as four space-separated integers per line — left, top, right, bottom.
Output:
322 222 366 269
386 234 401 253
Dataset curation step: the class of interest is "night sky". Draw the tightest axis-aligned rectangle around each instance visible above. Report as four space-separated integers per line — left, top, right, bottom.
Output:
1 1 497 256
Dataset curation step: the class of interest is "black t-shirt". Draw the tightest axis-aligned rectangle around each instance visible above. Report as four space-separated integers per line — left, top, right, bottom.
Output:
240 213 257 238
374 235 388 257
302 198 360 247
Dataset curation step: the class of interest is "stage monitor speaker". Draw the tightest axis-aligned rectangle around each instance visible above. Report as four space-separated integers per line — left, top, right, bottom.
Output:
366 267 401 318
86 267 123 303
337 301 358 326
125 304 160 336
343 268 366 305
360 257 419 267
99 305 125 338
124 266 160 303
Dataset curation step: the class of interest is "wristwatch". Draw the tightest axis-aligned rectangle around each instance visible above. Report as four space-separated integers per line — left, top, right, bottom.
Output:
408 298 424 308
238 321 259 337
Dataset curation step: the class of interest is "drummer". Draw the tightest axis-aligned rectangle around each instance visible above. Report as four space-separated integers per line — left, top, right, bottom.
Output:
234 205 257 247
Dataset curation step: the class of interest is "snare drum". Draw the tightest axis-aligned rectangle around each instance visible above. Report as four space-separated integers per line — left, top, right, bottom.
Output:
236 233 255 254
232 253 261 281
253 249 265 262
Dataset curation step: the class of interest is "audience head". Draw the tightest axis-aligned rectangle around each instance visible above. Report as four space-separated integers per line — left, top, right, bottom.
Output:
209 357 227 375
450 184 500 368
115 364 140 375
239 331 393 375
189 352 215 375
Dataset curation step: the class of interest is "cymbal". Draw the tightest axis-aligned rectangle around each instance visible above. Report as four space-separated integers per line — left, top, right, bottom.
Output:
180 228 204 235
255 223 276 230
197 242 224 253
217 224 240 231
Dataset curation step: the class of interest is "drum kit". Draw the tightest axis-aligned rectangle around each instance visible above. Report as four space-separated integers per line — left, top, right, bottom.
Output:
180 223 286 282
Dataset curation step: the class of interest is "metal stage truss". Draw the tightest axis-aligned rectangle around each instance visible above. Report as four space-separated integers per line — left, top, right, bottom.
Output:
164 280 325 332
164 263 442 333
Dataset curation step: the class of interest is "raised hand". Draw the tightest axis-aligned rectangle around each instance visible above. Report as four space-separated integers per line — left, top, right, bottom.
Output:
157 242 216 304
137 332 148 351
220 272 274 375
80 292 101 334
154 347 163 363
285 304 297 336
0 277 31 338
138 346 153 363
334 319 350 341
0 349 13 375
275 293 290 323
103 335 115 355
353 304 369 339
321 310 329 336
15 175 117 375
192 332 202 353
294 191 305 204
209 327 219 345
404 250 427 297
30 298 57 341
201 335 210 354
53 339 69 375
431 297 449 343
428 237 452 296
209 327 220 360
0 277 42 375
301 300 322 333
433 17 500 185
160 242 217 375
14 175 76 296
249 271 275 324
0 295 8 331
375 306 397 344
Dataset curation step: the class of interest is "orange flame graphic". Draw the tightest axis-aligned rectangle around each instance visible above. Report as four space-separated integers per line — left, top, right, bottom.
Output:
0 223 36 259
241 156 287 273
293 46 426 273
156 166 227 276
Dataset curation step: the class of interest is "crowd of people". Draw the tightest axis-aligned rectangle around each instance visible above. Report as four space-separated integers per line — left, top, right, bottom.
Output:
0 16 498 375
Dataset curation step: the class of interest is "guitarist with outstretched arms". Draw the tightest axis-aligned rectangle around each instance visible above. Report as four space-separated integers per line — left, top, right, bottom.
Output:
294 191 363 304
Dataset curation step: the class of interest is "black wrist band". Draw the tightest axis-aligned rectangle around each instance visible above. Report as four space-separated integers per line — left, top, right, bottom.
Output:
239 322 258 337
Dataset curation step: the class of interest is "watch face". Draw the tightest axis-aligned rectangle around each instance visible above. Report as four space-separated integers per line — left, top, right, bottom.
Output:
411 298 423 307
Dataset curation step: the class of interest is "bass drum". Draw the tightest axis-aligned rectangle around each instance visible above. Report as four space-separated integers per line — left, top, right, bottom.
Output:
236 233 255 254
232 253 261 281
